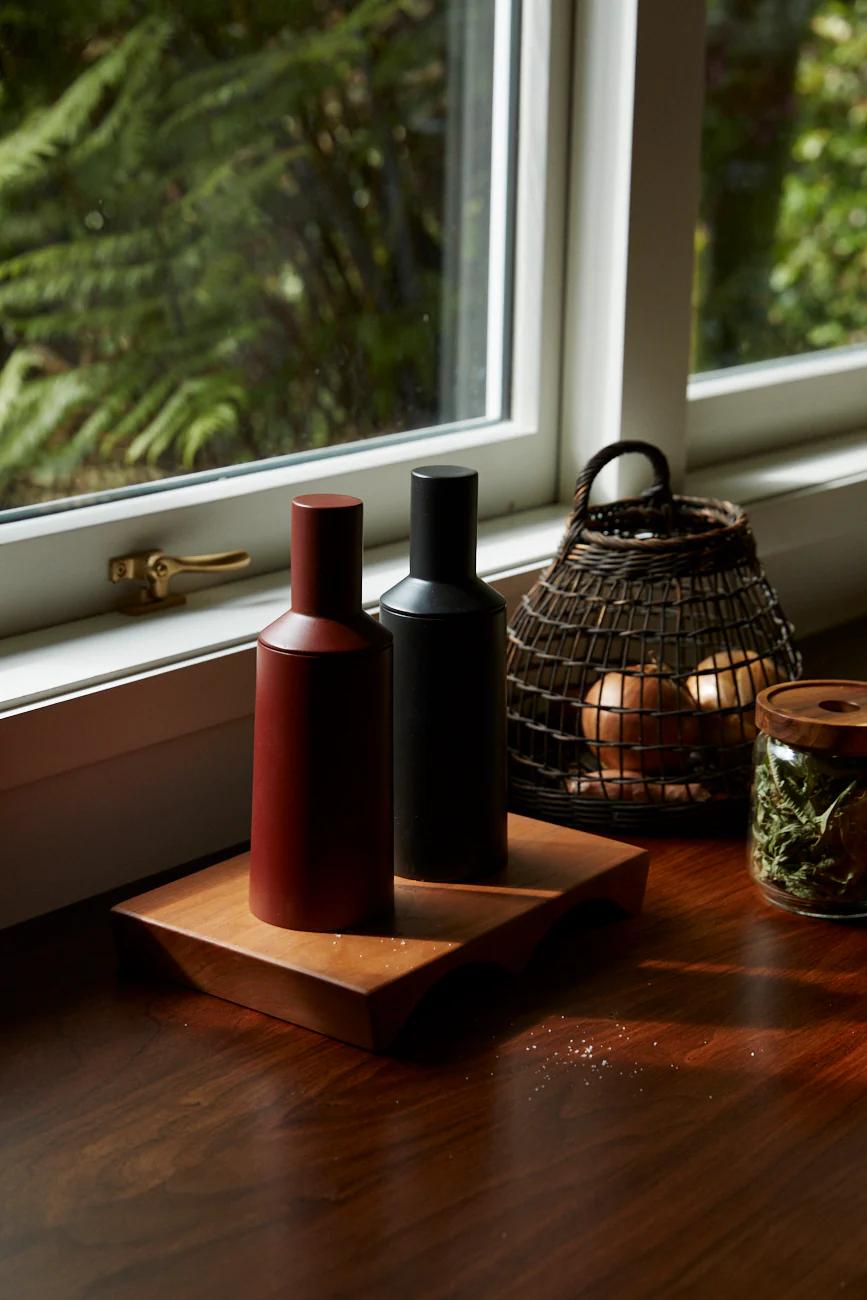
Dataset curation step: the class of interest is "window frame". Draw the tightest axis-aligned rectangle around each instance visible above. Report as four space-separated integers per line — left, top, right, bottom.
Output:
558 0 867 489
0 0 572 640
687 346 867 470
680 3 867 471
559 0 706 500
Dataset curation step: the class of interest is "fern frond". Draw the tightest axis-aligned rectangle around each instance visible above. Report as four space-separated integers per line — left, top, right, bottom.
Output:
0 227 165 282
158 49 298 137
125 373 247 465
9 298 169 348
0 347 52 430
35 390 131 478
0 254 187 312
181 400 240 466
162 50 268 112
100 371 177 452
0 17 168 191
0 366 111 471
125 378 205 464
180 144 305 219
0 199 71 257
157 7 393 139
72 19 173 168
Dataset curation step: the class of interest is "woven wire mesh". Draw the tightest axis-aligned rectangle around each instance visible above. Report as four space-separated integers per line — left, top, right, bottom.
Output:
506 442 801 833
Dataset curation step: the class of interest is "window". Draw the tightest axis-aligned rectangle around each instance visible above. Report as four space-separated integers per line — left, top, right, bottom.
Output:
688 0 867 467
0 1 566 635
695 0 867 371
1 0 863 639
0 0 518 515
5 0 867 925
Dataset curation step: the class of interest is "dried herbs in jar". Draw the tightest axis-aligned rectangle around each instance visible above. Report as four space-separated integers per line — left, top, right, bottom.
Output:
750 680 867 918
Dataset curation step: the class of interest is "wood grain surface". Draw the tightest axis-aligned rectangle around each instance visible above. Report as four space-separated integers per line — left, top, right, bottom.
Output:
755 678 867 754
112 815 648 1050
4 833 867 1300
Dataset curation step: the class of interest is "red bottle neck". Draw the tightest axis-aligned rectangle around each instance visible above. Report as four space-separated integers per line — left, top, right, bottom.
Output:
290 493 363 618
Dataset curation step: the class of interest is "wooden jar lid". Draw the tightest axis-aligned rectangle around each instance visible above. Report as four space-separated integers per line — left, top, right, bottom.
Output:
755 680 867 756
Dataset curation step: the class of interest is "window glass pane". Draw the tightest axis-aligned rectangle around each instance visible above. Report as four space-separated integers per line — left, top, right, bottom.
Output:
693 0 867 372
0 0 516 516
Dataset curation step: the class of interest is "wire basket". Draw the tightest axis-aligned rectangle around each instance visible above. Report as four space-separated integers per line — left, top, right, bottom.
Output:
506 440 801 833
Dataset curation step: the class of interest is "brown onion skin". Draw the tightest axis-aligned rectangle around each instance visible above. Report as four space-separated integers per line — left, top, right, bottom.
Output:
685 649 779 747
580 666 700 774
565 768 710 802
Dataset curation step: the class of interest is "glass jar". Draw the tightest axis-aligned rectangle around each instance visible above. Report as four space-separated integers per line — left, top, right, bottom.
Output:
750 680 867 919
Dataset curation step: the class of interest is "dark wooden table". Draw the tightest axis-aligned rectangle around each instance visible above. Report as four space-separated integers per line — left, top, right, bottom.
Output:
3 833 867 1300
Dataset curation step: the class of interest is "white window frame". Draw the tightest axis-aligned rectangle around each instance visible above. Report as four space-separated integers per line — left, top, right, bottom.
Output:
687 346 867 469
565 0 867 657
0 0 572 640
559 0 706 499
558 0 867 491
661 2 867 473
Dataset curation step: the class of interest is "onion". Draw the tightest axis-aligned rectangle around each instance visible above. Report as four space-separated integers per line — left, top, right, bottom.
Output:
685 649 779 745
566 768 711 803
580 665 700 774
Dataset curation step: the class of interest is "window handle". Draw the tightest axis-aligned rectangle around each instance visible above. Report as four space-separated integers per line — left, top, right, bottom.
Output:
108 547 251 615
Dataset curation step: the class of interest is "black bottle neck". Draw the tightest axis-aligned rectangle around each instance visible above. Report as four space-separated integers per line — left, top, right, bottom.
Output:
409 465 478 582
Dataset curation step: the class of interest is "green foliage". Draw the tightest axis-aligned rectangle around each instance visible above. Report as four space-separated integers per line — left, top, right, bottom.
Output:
752 736 867 901
696 0 867 369
770 3 867 351
0 0 447 506
0 16 168 186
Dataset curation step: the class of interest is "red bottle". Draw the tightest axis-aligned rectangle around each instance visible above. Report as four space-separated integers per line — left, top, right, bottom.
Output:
249 494 393 931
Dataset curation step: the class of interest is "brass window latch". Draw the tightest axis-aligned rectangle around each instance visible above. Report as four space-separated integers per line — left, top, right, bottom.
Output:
108 547 251 615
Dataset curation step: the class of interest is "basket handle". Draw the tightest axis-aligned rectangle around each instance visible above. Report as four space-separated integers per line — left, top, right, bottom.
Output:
558 441 674 557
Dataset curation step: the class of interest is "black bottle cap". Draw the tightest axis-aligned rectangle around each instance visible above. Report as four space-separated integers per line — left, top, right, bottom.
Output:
409 465 478 581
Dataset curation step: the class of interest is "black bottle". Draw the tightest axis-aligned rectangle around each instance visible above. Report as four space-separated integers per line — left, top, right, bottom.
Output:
380 465 507 881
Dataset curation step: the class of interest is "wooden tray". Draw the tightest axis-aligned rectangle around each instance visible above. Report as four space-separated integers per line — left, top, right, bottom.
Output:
112 814 648 1051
